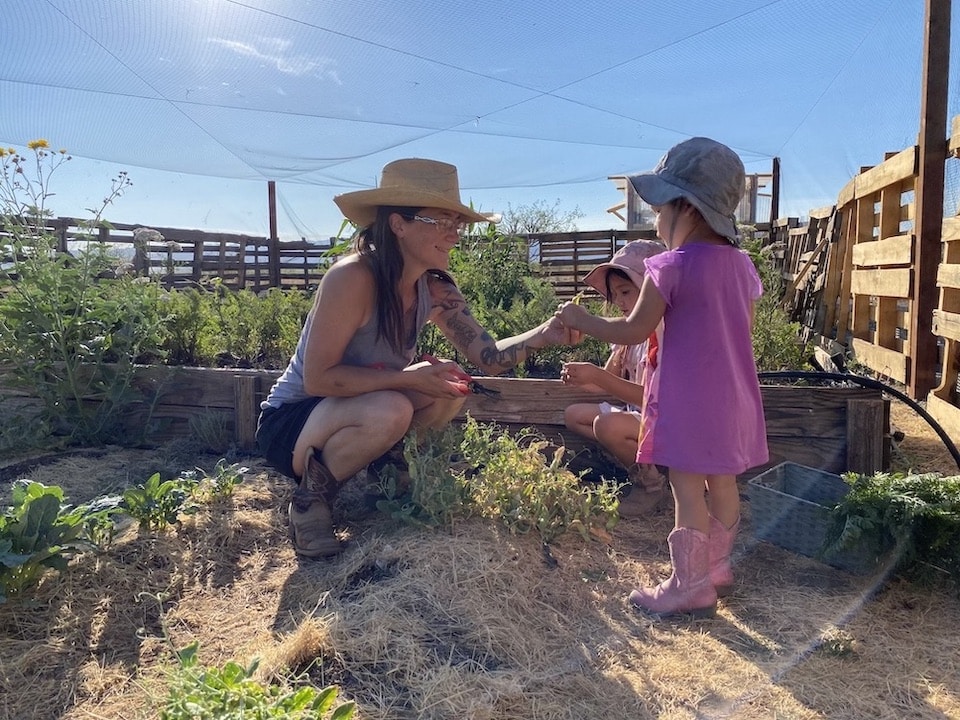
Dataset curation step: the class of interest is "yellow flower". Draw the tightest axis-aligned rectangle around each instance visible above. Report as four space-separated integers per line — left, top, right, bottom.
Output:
0 148 6 157
27 139 50 150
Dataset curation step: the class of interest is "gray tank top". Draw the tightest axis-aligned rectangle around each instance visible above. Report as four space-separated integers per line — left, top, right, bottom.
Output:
261 272 433 409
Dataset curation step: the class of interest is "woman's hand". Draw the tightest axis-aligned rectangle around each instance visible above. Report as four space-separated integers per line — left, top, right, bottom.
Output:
542 313 583 345
409 354 473 397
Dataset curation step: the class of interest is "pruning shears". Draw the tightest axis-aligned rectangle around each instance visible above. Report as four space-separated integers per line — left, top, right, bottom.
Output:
467 379 501 398
419 353 501 398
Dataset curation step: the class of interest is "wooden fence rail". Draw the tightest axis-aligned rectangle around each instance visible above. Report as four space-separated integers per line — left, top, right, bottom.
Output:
2 219 655 301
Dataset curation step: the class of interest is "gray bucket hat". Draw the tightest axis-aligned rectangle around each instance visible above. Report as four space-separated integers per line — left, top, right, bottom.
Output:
628 137 745 245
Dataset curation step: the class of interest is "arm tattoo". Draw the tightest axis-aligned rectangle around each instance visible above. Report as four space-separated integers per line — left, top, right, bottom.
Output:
446 309 479 349
480 342 525 371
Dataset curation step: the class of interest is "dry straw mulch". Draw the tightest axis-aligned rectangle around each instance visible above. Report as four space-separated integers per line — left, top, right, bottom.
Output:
1 413 959 720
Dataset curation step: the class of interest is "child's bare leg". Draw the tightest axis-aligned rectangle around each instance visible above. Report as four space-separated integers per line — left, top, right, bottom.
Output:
592 411 641 467
668 469 709 533
564 403 601 440
705 475 739 527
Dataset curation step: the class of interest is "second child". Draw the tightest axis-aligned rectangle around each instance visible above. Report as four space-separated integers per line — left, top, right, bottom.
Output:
560 240 667 516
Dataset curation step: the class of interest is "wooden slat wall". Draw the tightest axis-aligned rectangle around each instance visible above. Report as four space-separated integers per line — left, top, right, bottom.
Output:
841 147 918 385
529 229 659 301
927 117 960 439
779 144 921 386
0 218 337 293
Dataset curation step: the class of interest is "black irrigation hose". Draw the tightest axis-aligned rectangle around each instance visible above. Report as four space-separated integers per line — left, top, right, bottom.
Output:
758 370 960 472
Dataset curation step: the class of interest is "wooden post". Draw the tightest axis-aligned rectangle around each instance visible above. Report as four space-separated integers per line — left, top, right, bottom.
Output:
233 375 259 451
770 156 781 227
267 180 281 288
909 0 950 399
845 398 887 475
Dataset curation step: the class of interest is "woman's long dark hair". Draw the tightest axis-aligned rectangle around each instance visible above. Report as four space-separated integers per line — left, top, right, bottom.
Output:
353 205 456 355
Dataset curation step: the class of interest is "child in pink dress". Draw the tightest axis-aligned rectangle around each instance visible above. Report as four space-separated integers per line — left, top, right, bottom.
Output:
556 137 769 618
561 240 668 516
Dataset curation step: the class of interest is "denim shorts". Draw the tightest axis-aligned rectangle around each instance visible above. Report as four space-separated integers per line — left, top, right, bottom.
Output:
256 397 322 481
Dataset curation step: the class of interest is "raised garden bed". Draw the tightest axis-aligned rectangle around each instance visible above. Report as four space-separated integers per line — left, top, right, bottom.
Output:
91 367 890 477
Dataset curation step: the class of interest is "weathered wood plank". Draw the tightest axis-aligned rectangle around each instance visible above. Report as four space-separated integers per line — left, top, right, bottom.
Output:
850 268 912 298
851 235 913 267
846 398 888 474
39 367 888 476
849 338 908 383
933 309 960 342
925 394 960 446
854 146 918 199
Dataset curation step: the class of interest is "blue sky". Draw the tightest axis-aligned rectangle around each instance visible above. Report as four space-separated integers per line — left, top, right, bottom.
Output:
2 0 957 241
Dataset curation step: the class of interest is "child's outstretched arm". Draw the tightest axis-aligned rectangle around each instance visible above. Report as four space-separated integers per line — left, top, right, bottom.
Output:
556 276 665 345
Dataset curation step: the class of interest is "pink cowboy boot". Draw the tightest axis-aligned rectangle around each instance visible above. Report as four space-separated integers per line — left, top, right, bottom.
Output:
629 527 717 618
709 514 740 597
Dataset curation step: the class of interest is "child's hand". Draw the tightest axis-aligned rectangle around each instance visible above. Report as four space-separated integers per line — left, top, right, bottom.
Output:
554 301 590 331
560 361 598 386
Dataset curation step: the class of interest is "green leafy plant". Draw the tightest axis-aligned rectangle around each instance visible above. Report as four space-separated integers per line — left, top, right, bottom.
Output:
824 471 960 588
462 418 620 544
0 140 170 447
185 459 249 501
160 641 355 720
377 417 619 545
122 472 200 532
375 426 473 528
741 232 810 371
0 480 121 603
161 286 219 366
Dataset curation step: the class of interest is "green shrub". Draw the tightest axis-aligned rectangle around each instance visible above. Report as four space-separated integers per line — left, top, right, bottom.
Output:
161 641 355 720
161 286 219 366
0 141 169 447
825 471 960 588
0 480 122 603
742 232 810 371
376 418 619 545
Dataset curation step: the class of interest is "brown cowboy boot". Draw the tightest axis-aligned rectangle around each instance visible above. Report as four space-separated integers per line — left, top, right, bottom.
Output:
288 448 342 558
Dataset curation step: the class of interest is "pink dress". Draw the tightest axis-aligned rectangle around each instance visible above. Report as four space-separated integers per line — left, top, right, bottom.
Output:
636 242 768 475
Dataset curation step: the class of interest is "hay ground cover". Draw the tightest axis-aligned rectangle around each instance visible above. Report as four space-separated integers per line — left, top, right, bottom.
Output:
1 401 959 720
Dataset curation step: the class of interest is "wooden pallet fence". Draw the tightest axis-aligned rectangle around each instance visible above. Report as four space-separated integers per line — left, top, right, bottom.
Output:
839 146 918 385
14 217 338 293
926 116 960 439
779 207 839 338
530 229 659 301
108 367 887 478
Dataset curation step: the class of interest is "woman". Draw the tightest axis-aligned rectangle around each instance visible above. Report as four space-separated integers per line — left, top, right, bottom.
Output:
257 158 575 558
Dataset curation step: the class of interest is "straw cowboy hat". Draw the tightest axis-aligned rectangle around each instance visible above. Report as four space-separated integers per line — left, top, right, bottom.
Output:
334 158 494 228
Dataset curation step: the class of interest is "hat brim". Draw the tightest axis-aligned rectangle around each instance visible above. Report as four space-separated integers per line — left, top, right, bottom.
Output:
334 187 492 228
582 262 645 297
629 174 739 245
